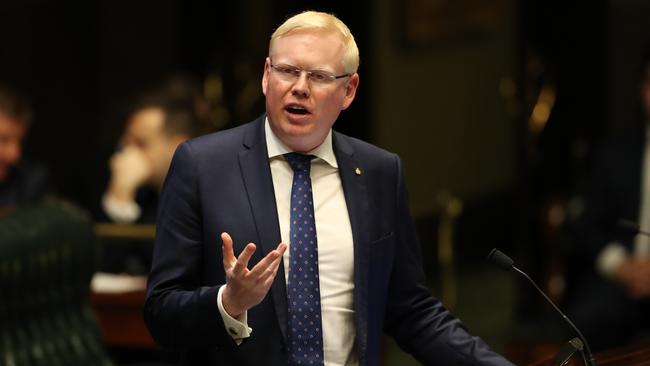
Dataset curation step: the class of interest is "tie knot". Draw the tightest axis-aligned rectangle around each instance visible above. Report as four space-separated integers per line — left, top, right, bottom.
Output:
285 153 313 173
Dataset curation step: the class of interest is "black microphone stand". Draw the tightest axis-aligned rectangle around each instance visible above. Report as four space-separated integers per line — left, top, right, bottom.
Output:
553 337 584 366
512 266 595 366
487 249 597 366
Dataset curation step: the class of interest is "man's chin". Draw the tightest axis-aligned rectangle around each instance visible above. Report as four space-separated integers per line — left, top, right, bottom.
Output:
281 133 326 153
275 121 313 139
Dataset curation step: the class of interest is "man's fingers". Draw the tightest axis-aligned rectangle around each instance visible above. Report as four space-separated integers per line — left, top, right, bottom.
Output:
225 240 286 280
221 232 236 268
276 242 287 256
264 243 286 280
233 243 256 275
249 244 285 278
258 254 283 282
263 271 278 288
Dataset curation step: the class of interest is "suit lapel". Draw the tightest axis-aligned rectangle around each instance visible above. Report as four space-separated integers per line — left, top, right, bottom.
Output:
237 116 289 343
333 132 370 363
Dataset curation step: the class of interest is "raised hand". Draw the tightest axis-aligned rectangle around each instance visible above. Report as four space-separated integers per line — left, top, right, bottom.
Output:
107 146 152 202
221 232 287 317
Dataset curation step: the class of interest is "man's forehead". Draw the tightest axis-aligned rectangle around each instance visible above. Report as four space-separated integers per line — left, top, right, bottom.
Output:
270 31 346 68
127 108 165 134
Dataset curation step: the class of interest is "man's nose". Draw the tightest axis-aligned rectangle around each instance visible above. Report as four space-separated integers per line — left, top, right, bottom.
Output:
291 72 311 98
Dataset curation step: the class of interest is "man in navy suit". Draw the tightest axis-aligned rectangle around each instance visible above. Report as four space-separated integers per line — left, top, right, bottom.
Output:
144 11 513 366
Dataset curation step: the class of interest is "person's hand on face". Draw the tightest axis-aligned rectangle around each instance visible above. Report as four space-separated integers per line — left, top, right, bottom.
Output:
107 145 152 203
220 232 287 318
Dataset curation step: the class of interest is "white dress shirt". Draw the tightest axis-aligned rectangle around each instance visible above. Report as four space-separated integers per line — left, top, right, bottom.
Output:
102 193 141 224
217 119 358 366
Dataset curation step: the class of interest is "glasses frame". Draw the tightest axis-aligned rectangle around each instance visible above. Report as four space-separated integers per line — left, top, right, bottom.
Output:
269 61 351 84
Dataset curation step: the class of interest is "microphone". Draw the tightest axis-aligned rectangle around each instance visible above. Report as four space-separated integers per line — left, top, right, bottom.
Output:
487 248 597 366
488 248 514 270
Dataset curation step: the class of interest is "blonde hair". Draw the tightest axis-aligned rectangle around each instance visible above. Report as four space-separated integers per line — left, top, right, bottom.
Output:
269 11 359 74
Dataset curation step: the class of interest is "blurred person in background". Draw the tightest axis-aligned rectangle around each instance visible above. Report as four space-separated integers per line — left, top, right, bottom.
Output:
98 76 211 274
568 43 650 351
0 82 53 208
102 76 210 225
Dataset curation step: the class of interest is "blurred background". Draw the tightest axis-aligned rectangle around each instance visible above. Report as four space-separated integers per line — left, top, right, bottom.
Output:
2 0 650 365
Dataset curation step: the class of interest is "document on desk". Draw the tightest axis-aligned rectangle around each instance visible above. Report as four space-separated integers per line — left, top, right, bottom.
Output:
91 272 147 293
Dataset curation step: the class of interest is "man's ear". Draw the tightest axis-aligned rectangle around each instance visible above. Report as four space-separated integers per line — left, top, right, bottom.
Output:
262 57 271 96
341 73 359 110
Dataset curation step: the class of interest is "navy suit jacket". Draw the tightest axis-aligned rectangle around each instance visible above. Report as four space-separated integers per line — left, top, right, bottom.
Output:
144 115 513 366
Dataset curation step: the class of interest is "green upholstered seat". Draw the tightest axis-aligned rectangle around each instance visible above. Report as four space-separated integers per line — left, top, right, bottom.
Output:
0 201 114 366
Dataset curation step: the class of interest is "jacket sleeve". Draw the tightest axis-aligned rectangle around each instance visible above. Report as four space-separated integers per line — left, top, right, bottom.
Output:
143 142 235 350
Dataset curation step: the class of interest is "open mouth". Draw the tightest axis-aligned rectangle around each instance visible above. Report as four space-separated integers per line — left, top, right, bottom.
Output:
285 104 310 115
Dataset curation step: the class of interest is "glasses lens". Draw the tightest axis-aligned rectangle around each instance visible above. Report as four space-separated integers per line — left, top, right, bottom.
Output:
308 71 334 83
274 64 299 77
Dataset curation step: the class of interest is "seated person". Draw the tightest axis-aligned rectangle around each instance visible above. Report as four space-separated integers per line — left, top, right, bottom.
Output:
98 91 209 274
0 82 53 208
568 44 650 351
103 93 208 224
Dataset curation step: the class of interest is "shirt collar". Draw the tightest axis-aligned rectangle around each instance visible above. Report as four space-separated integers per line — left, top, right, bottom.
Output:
265 117 338 168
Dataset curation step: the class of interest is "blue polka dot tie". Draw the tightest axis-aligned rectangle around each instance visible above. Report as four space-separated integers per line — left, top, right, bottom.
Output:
284 153 324 366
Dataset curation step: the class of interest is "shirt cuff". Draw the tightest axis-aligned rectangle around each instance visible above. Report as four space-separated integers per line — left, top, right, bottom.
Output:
596 242 629 278
102 193 141 224
217 285 252 345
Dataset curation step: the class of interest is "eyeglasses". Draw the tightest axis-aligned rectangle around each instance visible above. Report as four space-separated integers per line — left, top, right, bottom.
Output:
269 62 350 85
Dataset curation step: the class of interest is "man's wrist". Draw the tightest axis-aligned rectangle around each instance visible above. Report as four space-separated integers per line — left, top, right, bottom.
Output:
102 193 141 224
217 285 252 344
221 286 244 318
107 179 138 202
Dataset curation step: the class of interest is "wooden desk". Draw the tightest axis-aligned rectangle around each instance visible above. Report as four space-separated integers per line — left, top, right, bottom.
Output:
90 223 157 349
90 289 157 349
94 223 156 241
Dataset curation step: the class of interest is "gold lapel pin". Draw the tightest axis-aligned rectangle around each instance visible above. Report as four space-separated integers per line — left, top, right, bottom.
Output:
355 167 361 176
